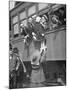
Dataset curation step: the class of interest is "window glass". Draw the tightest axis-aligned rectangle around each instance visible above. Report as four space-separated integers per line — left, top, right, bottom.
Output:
38 3 48 10
28 6 36 16
20 11 26 20
14 24 19 35
12 16 18 24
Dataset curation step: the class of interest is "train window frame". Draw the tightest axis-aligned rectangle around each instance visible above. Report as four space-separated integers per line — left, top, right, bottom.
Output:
38 3 49 11
12 15 18 24
13 23 19 38
50 5 66 28
52 4 63 11
12 13 20 38
28 5 36 16
19 11 26 20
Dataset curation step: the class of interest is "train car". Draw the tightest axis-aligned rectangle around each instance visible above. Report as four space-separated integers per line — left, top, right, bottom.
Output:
9 1 66 86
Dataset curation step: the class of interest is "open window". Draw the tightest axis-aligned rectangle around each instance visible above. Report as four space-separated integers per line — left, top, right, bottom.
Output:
50 5 66 29
39 12 49 30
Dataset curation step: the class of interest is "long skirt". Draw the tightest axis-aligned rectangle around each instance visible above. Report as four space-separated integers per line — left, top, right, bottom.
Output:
30 66 45 83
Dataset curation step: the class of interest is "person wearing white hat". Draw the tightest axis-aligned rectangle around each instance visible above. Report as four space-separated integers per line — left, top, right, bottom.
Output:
35 16 41 22
40 15 48 29
32 32 37 40
28 17 32 23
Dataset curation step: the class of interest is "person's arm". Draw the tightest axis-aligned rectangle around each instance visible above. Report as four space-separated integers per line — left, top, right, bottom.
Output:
15 56 20 71
19 52 27 73
40 46 47 63
15 61 19 71
19 57 27 73
22 61 27 73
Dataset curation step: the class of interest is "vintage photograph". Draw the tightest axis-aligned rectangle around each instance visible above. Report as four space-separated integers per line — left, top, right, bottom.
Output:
9 1 66 89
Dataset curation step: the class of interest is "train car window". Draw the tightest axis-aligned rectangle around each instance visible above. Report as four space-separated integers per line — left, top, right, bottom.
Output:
58 6 66 25
50 6 66 29
38 3 48 11
20 11 26 20
28 5 36 16
12 15 18 24
13 23 19 38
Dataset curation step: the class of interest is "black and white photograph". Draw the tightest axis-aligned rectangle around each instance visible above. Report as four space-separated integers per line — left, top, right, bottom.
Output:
9 1 66 89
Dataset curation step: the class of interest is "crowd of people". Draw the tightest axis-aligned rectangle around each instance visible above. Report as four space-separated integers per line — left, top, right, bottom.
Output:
9 7 66 88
